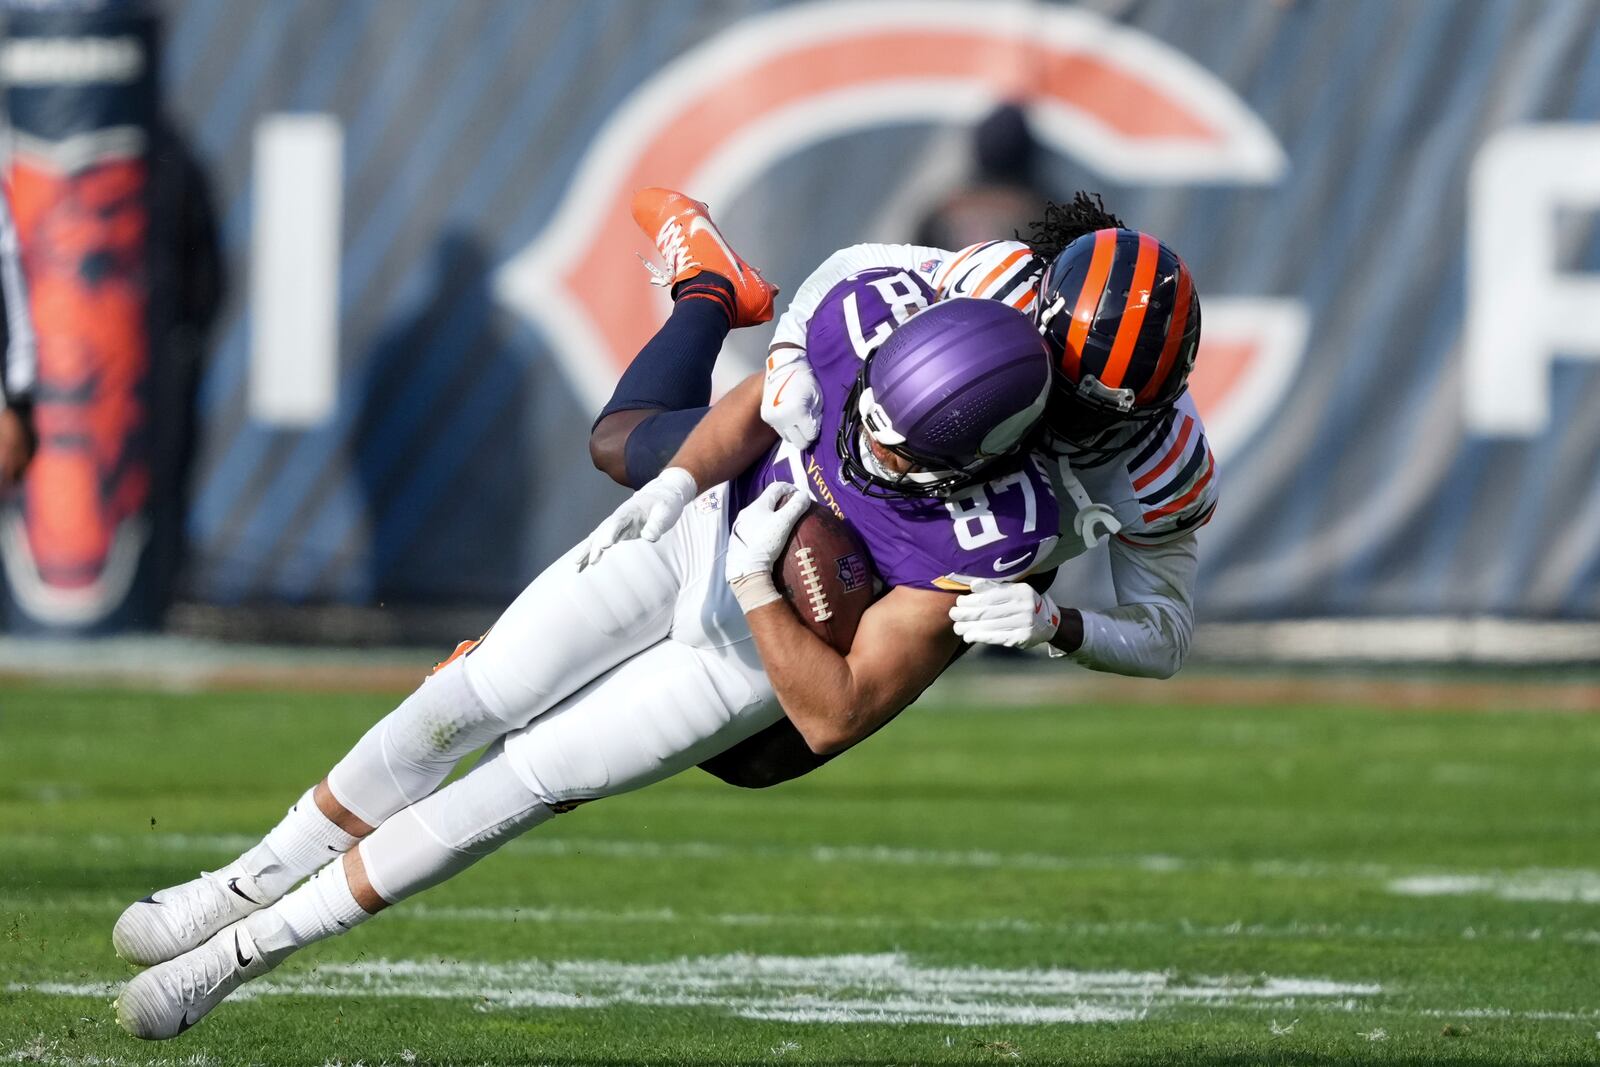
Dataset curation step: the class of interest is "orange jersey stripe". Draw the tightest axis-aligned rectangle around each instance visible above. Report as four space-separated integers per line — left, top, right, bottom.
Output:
1064 229 1118 380
1142 450 1214 521
1117 501 1214 546
1132 415 1194 491
935 241 989 293
1136 264 1193 406
1100 233 1160 390
972 248 1030 297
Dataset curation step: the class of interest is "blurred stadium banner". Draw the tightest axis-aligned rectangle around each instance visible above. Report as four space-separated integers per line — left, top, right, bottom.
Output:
0 1 164 634
3 0 1598 649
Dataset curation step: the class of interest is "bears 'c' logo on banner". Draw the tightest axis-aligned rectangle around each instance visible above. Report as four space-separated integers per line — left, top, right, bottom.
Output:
496 0 1304 460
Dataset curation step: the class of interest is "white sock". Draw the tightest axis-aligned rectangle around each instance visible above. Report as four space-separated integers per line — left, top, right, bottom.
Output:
244 858 371 961
228 788 359 901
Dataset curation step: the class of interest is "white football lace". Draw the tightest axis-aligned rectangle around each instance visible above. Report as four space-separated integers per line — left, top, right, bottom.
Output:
158 938 233 1007
645 219 700 287
163 873 230 940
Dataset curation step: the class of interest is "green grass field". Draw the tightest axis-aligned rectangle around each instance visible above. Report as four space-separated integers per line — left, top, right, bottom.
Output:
3 676 1599 1065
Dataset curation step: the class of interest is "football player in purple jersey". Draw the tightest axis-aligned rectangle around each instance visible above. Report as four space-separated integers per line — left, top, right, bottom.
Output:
109 200 1059 1039
590 192 1214 790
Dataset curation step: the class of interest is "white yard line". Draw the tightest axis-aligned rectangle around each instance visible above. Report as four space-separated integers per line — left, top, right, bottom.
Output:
1388 871 1600 904
6 952 1378 1028
15 953 1596 1032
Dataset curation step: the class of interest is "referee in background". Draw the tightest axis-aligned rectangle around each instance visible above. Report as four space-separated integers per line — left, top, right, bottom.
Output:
0 186 36 488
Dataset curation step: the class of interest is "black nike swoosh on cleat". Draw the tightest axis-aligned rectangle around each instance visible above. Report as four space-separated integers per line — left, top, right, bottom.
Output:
226 878 261 905
233 931 254 968
138 894 161 904
176 1012 195 1034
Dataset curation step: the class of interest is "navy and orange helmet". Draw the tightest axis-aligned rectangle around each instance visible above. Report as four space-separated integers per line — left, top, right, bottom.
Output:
1034 228 1200 447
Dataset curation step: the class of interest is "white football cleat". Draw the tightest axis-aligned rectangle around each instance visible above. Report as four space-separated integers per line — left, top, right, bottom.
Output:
113 869 270 966
116 920 277 1039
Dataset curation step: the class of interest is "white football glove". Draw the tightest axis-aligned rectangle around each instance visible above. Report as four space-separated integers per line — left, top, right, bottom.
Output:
578 466 698 570
949 578 1062 651
724 481 809 612
760 347 823 450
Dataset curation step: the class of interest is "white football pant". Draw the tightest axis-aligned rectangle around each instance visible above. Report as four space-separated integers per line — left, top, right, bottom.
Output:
328 485 784 903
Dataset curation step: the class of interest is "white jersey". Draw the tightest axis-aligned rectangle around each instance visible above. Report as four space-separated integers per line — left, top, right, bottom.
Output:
774 243 1216 680
1037 390 1216 679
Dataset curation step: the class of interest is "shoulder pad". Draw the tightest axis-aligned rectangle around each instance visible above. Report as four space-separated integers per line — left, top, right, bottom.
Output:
1117 400 1218 546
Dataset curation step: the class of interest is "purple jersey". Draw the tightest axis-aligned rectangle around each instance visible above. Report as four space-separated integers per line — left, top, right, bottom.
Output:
733 268 1060 592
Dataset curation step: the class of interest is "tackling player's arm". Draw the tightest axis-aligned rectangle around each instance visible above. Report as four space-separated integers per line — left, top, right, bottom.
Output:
664 371 774 490
949 532 1197 679
747 585 960 755
1061 532 1197 677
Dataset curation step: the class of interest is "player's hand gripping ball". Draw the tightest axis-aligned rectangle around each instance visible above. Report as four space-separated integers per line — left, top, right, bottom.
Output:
772 500 876 652
725 481 811 586
760 348 824 450
725 482 876 653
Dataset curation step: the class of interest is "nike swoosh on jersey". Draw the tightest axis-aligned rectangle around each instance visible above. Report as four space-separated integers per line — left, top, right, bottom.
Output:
994 552 1033 571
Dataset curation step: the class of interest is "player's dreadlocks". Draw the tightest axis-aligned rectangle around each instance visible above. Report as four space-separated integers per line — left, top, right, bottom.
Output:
1018 191 1125 261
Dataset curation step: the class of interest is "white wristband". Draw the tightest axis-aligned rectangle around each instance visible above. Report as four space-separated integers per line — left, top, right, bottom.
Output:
729 572 782 614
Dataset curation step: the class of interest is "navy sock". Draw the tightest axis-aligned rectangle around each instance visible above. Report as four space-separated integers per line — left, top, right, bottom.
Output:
596 273 737 487
597 274 736 420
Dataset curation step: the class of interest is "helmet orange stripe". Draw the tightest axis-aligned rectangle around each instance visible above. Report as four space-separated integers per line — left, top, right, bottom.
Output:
1136 263 1193 405
1100 232 1160 389
972 248 1030 297
1063 229 1118 379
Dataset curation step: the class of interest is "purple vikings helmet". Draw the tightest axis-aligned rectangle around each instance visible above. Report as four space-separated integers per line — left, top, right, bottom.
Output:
837 297 1052 498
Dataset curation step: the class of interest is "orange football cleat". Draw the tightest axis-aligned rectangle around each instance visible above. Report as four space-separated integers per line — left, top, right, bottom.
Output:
631 187 778 327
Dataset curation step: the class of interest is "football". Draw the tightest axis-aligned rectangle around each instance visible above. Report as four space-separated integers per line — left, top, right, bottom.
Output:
773 502 877 653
